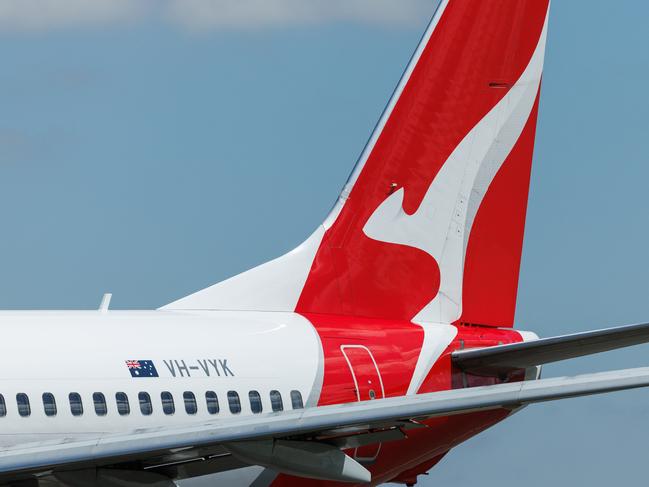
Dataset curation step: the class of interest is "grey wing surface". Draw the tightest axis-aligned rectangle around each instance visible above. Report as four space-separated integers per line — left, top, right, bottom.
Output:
2 366 649 486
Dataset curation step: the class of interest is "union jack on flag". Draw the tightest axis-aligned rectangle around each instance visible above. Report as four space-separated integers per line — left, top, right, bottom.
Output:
125 360 159 378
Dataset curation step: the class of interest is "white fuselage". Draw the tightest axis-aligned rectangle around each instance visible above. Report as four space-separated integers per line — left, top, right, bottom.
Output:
0 311 322 450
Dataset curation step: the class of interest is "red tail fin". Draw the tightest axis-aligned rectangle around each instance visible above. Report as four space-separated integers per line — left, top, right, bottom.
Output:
296 0 549 326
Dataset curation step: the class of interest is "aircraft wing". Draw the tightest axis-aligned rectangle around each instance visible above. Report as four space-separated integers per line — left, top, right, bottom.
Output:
1 366 649 485
453 322 649 375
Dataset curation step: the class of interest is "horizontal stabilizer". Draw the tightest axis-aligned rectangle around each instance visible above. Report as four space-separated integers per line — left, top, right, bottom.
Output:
453 322 649 375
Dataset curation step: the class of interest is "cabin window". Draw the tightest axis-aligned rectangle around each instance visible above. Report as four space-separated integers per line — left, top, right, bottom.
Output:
205 391 219 414
115 392 130 416
0 394 6 417
227 391 241 414
183 392 197 415
249 391 263 414
93 392 107 416
42 393 57 417
16 393 31 417
161 391 175 415
139 392 153 416
69 393 83 416
270 390 283 412
290 390 304 410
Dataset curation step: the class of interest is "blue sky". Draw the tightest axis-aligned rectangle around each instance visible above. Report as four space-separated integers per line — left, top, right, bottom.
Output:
1 0 649 485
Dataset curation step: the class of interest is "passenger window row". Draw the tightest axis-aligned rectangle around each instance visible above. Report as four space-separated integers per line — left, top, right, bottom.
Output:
0 390 304 418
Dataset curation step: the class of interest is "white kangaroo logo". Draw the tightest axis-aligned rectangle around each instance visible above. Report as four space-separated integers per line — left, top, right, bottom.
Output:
364 17 548 325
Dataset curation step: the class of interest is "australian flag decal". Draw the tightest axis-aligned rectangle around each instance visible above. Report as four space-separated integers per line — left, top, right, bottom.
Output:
126 360 159 378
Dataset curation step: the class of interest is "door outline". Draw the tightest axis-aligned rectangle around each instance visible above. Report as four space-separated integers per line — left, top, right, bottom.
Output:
354 443 382 464
340 345 386 401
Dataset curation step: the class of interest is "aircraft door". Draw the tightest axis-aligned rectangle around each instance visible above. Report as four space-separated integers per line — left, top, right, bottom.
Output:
341 345 385 401
341 345 385 464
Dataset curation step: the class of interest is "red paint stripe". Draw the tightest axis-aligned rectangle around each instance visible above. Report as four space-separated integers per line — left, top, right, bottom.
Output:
459 89 542 327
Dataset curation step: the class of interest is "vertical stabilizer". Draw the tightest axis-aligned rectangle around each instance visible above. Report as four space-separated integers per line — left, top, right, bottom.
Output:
164 0 551 328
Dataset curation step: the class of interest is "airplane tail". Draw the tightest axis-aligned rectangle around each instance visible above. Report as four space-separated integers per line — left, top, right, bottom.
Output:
163 0 551 328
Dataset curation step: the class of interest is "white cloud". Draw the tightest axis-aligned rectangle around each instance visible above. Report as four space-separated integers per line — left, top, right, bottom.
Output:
0 0 435 32
0 0 147 31
165 0 434 31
